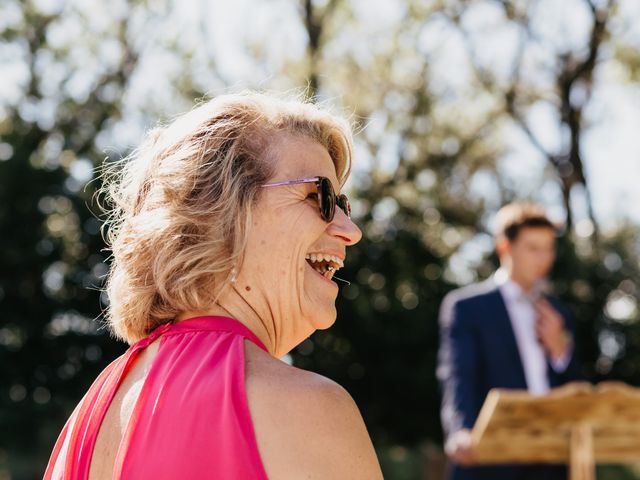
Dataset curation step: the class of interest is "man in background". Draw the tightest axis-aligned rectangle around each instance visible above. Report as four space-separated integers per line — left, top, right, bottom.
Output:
437 203 583 480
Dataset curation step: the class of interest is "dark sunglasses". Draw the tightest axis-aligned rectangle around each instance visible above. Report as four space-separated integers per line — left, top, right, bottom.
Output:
261 176 351 222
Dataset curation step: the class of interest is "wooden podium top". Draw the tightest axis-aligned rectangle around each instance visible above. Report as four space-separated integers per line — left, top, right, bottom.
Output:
470 382 640 464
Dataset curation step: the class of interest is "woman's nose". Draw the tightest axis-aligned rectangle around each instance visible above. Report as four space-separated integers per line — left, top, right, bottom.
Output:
328 208 362 246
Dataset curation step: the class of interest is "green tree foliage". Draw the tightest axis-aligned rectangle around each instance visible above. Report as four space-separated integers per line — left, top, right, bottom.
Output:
0 1 139 475
1 0 640 479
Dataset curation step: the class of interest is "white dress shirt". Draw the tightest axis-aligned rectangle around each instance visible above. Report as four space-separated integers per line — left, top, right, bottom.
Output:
494 270 569 395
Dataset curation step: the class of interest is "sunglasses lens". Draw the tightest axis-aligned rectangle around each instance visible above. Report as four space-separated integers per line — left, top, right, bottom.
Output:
318 177 335 221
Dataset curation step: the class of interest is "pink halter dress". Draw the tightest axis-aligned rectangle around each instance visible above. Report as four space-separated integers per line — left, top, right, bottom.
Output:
44 316 270 479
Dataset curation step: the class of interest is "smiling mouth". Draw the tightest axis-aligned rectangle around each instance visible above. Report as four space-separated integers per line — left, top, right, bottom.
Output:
305 253 344 281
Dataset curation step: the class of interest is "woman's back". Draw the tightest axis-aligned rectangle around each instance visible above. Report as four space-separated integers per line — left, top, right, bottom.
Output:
87 339 159 479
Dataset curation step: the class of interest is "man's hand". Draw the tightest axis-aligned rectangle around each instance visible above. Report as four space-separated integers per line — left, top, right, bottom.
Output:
535 298 570 361
444 428 475 465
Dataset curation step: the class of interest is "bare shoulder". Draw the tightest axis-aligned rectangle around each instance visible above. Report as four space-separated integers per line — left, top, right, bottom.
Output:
244 342 383 480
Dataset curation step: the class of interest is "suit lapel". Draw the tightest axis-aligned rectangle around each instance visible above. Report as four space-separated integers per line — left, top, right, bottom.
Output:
487 288 529 389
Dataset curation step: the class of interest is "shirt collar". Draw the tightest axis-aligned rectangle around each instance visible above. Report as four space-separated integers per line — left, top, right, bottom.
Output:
494 268 550 304
494 268 526 302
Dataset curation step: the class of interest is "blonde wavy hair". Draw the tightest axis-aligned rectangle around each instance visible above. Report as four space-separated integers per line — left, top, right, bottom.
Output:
100 92 354 344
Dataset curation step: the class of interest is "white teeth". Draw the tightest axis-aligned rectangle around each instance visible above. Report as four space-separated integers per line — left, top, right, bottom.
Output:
305 253 345 269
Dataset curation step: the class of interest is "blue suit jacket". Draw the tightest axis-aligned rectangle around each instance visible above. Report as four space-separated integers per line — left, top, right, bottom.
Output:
437 280 583 480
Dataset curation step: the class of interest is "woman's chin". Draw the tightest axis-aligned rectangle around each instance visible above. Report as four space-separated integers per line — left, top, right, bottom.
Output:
309 304 337 331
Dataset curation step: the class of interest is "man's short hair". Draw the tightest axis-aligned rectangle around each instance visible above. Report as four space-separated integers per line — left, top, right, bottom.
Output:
492 203 557 241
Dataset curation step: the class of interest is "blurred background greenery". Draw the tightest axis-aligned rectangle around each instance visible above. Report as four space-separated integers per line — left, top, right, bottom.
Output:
2 0 640 478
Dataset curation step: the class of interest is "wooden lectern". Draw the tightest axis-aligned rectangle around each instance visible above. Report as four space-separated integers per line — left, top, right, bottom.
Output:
470 382 640 480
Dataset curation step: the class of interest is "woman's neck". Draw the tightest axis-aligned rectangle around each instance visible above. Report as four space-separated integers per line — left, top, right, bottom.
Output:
175 286 277 356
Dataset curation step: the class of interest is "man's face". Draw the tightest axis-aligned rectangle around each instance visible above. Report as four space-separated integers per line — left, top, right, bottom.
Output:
504 227 556 289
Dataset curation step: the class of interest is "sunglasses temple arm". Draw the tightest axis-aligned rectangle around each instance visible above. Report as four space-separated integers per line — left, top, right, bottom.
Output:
261 177 321 188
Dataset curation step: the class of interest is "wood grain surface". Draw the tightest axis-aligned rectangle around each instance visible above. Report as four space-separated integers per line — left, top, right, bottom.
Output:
470 382 640 465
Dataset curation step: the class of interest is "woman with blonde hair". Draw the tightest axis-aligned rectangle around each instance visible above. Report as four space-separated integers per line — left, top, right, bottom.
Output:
45 92 382 479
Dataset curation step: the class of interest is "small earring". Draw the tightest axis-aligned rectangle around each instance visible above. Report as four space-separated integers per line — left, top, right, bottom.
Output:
230 267 237 284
